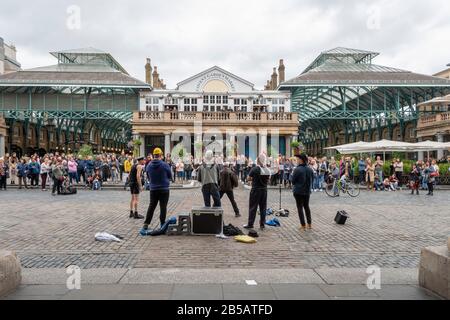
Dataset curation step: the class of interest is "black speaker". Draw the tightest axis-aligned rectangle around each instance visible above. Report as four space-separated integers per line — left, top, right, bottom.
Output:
335 211 349 225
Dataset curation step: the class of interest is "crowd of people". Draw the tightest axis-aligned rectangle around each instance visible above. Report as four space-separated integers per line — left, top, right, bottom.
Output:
0 151 448 196
1 149 448 235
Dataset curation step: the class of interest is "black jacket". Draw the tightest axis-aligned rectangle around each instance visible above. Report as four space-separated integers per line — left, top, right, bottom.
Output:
220 167 238 192
292 164 313 196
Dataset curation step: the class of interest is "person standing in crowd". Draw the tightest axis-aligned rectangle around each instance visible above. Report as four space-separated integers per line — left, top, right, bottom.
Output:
292 154 314 231
374 156 384 183
175 159 184 183
236 154 244 182
40 158 51 191
409 164 421 195
28 156 41 188
123 155 133 189
85 156 94 186
67 156 78 185
0 158 7 190
318 157 328 192
283 158 293 188
358 157 366 185
366 158 375 191
128 156 145 219
310 158 319 192
425 160 439 196
118 151 127 182
110 156 120 184
165 153 175 183
183 154 192 181
278 156 285 186
329 162 340 196
197 150 221 208
17 158 29 189
77 155 86 185
51 158 64 196
9 154 17 185
244 153 270 230
219 162 240 217
142 148 172 231
394 158 404 188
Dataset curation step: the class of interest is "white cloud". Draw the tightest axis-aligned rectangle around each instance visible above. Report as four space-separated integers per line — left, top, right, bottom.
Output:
1 0 449 88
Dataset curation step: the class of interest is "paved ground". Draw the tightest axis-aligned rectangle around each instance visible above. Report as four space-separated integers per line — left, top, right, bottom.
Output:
0 187 448 269
3 283 440 300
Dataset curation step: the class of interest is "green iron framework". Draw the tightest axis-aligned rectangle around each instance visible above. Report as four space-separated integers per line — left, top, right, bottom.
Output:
279 48 450 147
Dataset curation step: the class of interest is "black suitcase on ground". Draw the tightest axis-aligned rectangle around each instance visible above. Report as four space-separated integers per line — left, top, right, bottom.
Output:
335 210 349 225
191 207 223 235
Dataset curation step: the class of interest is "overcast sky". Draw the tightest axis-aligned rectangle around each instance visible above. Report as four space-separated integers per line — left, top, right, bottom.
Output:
1 0 449 88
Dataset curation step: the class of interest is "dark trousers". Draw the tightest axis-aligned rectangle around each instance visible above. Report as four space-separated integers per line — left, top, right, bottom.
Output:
52 178 62 194
31 174 39 186
248 189 267 227
294 194 312 226
77 170 85 183
144 190 170 227
427 182 434 194
220 190 240 215
18 176 27 188
359 171 365 184
202 184 221 208
395 172 403 187
41 173 48 189
0 176 6 189
279 171 284 185
69 172 77 184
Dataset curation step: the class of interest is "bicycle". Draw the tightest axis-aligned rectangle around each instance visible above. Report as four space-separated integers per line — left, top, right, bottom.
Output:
325 176 360 198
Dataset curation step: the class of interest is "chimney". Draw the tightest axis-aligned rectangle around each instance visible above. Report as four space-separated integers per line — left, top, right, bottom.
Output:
145 58 152 86
271 68 278 90
264 80 270 91
269 80 273 91
153 66 159 89
278 59 285 84
160 79 166 90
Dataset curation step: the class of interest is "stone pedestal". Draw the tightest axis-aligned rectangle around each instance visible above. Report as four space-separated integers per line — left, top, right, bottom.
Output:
0 250 22 297
419 243 449 300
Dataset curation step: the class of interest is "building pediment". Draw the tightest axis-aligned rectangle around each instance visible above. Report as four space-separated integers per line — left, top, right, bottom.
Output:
176 66 254 92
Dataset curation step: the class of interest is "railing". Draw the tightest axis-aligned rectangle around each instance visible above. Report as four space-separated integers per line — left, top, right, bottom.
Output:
134 111 298 123
418 112 450 128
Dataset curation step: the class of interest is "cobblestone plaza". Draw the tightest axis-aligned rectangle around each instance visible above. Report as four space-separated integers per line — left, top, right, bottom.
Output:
1 188 447 270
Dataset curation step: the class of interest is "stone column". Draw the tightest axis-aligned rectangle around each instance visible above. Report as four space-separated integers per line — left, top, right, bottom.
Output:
286 136 292 157
139 135 145 157
417 137 424 161
164 132 171 157
437 133 444 160
0 134 5 158
259 130 268 155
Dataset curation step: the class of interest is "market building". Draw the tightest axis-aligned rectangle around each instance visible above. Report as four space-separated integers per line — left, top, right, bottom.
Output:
416 94 450 160
279 48 450 157
0 47 150 157
133 60 298 159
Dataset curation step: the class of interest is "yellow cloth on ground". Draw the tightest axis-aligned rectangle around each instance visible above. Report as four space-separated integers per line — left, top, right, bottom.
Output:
234 235 257 244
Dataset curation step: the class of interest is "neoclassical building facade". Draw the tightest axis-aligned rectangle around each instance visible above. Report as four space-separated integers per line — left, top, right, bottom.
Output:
132 65 299 160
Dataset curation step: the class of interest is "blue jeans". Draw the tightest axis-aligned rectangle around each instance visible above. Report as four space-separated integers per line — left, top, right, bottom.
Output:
318 174 325 190
313 175 319 190
202 184 221 207
69 172 77 184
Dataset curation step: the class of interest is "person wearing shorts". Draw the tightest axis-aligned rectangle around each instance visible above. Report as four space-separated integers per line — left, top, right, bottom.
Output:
128 157 145 219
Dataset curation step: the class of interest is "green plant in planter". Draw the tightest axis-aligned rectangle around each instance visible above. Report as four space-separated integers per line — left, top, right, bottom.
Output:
132 139 142 157
78 144 93 159
290 141 300 148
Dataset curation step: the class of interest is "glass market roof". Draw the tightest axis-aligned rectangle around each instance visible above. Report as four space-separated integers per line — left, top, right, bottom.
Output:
281 47 450 87
50 47 129 75
0 48 150 90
